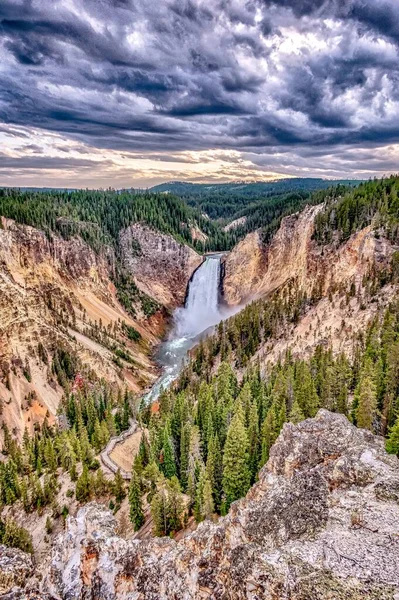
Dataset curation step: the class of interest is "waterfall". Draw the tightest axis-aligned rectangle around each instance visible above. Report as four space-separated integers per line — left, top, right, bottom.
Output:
174 256 222 338
145 254 241 401
145 256 224 402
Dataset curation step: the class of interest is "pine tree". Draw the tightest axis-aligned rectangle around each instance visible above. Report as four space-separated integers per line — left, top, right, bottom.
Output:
113 469 126 504
187 426 203 509
75 465 91 502
179 422 191 490
206 433 223 510
386 414 399 455
222 408 250 511
259 408 276 467
129 470 145 531
202 474 214 520
0 518 33 554
122 390 131 430
237 382 252 425
151 487 168 537
161 426 177 480
294 362 319 418
44 439 57 472
289 399 305 424
166 476 184 533
247 399 259 483
194 466 206 522
356 357 378 432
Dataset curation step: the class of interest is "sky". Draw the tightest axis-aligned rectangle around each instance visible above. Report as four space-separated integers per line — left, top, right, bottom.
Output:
0 0 399 188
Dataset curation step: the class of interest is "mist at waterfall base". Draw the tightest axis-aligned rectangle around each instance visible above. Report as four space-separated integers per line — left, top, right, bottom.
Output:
146 256 236 402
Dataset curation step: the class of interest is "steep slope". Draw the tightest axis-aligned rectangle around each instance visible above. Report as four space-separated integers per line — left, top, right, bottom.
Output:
224 175 399 307
223 203 396 361
31 411 399 599
0 218 156 438
224 204 389 304
0 218 201 439
120 223 202 308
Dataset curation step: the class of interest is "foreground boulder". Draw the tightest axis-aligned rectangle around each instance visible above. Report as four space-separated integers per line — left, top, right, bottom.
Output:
0 545 34 595
43 410 399 599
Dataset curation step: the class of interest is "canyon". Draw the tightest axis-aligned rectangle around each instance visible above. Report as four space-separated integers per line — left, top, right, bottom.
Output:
223 204 396 362
0 218 202 440
1 184 399 599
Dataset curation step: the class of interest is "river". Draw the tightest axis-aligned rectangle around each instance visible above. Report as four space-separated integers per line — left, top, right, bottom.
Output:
145 255 232 402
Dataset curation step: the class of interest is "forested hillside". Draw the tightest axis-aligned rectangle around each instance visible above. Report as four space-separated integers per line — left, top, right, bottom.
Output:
150 178 359 220
150 178 361 247
128 268 399 533
0 188 232 252
0 345 137 553
122 175 399 535
0 178 368 259
314 175 399 245
1 175 399 557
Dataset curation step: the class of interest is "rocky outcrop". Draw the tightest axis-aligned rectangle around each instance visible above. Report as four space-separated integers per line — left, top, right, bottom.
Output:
223 216 247 232
120 224 203 308
43 411 399 599
223 205 397 363
222 229 266 304
223 205 322 304
0 545 34 595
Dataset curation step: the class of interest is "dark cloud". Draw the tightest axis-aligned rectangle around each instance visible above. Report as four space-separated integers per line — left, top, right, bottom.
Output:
0 0 398 175
0 153 114 170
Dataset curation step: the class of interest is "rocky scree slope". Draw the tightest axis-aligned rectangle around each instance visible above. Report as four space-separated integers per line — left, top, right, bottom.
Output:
23 410 399 599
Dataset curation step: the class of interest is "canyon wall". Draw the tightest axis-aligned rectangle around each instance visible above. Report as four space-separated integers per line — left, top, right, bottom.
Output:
223 205 396 362
120 224 203 308
0 219 200 438
224 205 393 305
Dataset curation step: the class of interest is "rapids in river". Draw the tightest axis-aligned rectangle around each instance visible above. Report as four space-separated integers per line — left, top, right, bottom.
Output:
145 255 233 402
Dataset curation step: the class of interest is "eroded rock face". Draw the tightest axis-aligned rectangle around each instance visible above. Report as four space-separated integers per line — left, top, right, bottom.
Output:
223 204 393 306
43 411 399 599
0 219 160 439
120 224 203 308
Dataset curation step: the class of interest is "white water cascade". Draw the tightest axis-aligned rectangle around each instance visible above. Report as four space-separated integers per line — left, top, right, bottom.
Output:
146 256 226 401
175 256 222 338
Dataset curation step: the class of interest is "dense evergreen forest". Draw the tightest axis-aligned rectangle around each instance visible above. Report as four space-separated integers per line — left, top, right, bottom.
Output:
126 263 399 534
124 176 399 534
3 254 399 544
314 175 399 245
0 187 232 252
0 180 363 263
0 342 136 552
150 178 359 220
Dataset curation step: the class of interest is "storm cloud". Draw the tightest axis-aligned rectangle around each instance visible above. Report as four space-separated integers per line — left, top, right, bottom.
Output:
0 0 398 183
